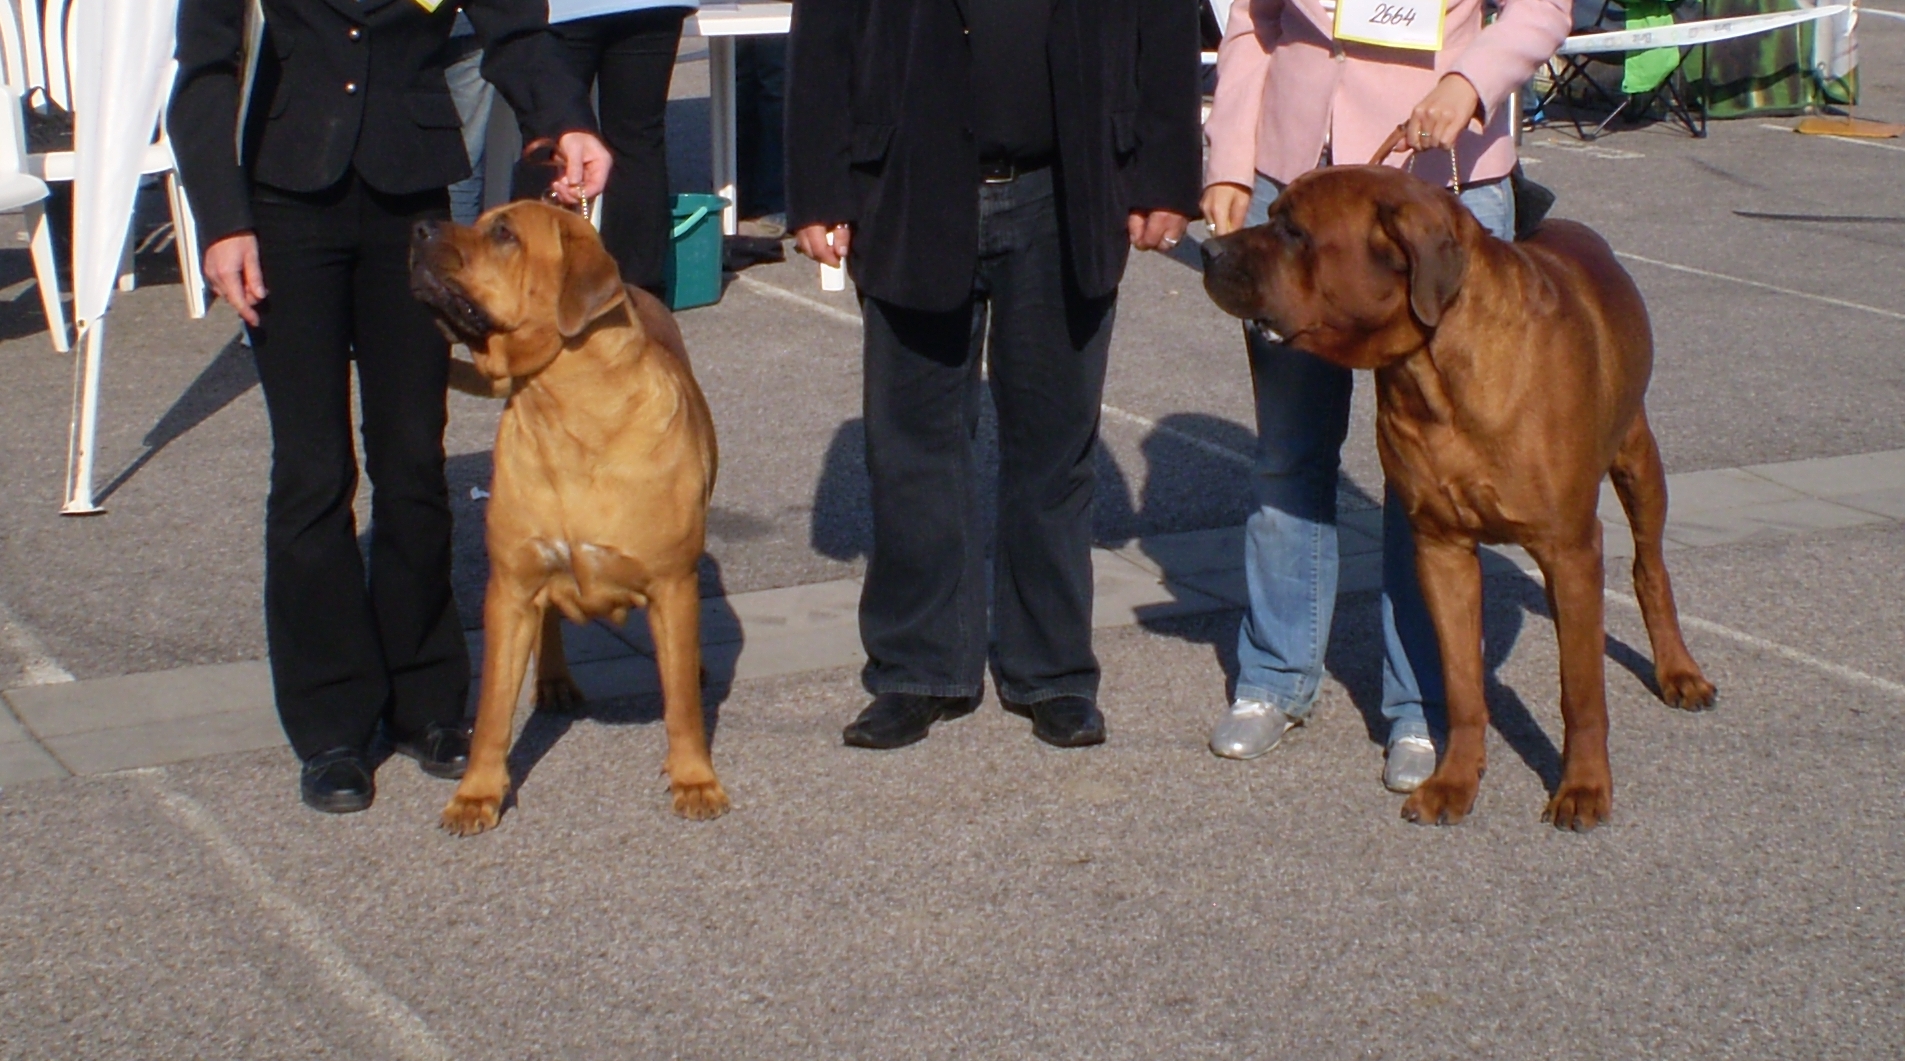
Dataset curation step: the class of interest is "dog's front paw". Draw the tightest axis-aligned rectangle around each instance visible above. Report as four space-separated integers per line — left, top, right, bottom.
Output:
1657 667 1716 712
1401 773 1479 826
440 782 508 836
1542 779 1612 832
536 675 586 714
671 778 730 820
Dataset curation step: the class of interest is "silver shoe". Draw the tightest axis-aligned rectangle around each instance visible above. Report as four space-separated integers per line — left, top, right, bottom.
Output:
1384 735 1438 793
1209 698 1299 760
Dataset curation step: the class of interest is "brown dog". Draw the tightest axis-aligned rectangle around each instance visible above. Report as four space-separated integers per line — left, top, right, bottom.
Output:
1201 165 1715 830
410 201 729 835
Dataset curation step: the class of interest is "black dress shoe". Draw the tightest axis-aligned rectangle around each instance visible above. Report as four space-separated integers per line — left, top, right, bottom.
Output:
390 723 470 780
1002 695 1106 748
300 748 374 814
842 692 980 750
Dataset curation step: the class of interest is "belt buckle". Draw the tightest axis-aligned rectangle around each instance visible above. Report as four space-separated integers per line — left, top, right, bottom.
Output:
980 159 1017 185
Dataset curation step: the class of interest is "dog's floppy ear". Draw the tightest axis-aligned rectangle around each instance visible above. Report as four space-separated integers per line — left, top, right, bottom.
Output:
555 215 628 339
1375 198 1466 328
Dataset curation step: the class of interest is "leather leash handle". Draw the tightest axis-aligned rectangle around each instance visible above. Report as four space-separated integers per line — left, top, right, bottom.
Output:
1371 124 1412 166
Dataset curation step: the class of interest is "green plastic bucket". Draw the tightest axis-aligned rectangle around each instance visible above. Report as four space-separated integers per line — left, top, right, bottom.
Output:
663 193 728 311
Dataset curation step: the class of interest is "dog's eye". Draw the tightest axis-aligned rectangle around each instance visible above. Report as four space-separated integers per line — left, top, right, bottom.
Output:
489 223 518 246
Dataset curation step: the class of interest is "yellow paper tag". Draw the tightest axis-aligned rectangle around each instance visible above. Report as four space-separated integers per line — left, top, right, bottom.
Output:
414 0 445 12
1332 0 1445 52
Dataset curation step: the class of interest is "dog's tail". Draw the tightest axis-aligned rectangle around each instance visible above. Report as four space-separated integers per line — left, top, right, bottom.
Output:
449 357 509 399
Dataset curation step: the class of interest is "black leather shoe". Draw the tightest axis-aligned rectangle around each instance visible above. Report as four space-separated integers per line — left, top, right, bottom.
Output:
390 723 470 780
300 748 374 814
1002 695 1106 748
842 692 981 750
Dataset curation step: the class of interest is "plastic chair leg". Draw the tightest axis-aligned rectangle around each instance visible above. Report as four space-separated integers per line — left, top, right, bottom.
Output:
116 235 135 292
167 171 206 318
24 200 69 352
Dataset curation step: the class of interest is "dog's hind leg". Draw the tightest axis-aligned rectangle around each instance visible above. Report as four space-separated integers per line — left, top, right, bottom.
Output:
442 581 538 836
1609 411 1716 711
1528 527 1616 831
534 607 586 714
646 574 729 819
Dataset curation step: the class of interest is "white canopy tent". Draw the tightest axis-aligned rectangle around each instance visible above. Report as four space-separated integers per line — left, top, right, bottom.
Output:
61 0 182 515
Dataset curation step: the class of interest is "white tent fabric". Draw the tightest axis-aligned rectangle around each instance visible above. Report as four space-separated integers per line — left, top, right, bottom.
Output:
62 0 183 514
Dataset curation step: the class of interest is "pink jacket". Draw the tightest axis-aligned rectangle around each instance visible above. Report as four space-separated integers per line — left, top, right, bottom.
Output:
1203 0 1571 189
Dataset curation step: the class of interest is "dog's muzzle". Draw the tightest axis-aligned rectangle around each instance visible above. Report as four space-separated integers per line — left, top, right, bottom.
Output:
409 222 494 340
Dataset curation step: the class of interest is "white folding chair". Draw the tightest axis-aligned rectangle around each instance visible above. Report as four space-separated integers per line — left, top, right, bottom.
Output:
0 0 67 349
24 0 205 345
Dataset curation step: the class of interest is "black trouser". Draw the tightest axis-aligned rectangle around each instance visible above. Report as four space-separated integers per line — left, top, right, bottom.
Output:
735 37 786 219
248 172 470 761
542 6 687 295
859 166 1116 706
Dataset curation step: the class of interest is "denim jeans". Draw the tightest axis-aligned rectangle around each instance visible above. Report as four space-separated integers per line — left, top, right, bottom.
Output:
1237 170 1514 744
441 35 493 227
858 166 1116 705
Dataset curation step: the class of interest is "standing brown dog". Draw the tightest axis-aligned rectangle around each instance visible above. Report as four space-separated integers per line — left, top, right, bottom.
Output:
1201 165 1714 830
411 201 728 835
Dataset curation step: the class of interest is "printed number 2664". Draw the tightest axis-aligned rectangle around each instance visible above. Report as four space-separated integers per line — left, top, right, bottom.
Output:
1370 3 1418 25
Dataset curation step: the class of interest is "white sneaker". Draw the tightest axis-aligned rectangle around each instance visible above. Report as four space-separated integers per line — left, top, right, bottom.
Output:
1208 698 1299 760
1384 735 1438 793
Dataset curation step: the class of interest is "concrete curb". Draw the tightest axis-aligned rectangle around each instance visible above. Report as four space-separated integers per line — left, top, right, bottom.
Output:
4 446 1902 785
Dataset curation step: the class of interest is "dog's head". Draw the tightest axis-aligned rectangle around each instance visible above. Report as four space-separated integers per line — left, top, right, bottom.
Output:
1200 166 1476 370
409 201 629 380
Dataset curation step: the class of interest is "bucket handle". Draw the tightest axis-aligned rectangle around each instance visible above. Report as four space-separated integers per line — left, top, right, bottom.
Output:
671 205 712 239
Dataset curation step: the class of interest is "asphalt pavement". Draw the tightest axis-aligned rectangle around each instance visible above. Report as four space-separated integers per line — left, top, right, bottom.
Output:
4 16 1905 1060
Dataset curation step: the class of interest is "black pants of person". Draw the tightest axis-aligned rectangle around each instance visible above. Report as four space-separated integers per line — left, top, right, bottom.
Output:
542 7 687 295
859 166 1116 706
248 172 470 762
735 37 785 220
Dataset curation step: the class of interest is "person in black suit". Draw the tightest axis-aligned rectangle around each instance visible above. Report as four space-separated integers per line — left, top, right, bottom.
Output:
787 0 1201 750
170 0 609 814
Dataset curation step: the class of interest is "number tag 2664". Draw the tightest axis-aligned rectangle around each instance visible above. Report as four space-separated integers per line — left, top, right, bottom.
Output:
1332 0 1446 51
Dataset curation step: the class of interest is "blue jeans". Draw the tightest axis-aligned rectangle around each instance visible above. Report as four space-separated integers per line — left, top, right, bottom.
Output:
1236 170 1515 744
442 37 494 226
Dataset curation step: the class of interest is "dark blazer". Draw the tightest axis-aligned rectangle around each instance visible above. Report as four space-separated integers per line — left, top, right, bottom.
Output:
171 0 597 246
785 0 1203 312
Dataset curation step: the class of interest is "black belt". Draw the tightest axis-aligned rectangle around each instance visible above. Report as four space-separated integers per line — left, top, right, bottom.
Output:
979 157 1052 184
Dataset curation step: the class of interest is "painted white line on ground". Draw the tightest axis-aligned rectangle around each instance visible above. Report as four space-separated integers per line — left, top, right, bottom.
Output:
148 781 455 1061
0 598 73 686
1755 120 1905 153
1604 589 1905 700
1098 403 1253 468
733 272 862 327
732 273 1261 468
1614 251 1905 322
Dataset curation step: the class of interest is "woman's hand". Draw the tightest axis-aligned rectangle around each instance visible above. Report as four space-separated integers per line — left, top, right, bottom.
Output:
795 223 851 267
1200 183 1251 237
552 131 613 202
203 232 266 326
1404 74 1483 153
1128 210 1190 252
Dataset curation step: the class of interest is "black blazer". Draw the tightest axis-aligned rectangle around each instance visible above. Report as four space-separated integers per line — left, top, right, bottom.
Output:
785 0 1203 312
171 0 597 245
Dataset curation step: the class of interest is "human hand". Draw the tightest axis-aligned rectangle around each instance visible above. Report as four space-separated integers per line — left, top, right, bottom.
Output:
552 131 612 202
1404 74 1483 153
1127 209 1190 252
204 232 266 326
1200 183 1252 237
795 223 851 267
